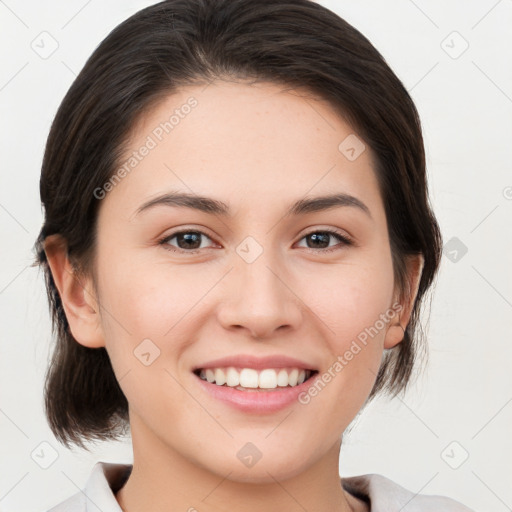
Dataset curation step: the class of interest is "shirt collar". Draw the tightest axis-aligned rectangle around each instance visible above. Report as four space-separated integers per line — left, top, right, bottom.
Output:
83 461 132 511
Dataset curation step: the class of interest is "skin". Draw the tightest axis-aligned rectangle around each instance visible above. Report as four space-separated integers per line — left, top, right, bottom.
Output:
45 80 423 512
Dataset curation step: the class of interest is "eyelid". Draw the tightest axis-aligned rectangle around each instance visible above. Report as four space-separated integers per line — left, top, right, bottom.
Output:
157 226 354 255
157 227 219 253
297 226 354 243
294 227 354 253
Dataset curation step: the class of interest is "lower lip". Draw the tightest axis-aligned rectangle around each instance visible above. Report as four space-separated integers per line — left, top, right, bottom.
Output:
194 373 318 413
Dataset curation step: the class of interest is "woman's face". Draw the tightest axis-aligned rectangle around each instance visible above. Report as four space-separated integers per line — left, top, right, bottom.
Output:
88 80 406 482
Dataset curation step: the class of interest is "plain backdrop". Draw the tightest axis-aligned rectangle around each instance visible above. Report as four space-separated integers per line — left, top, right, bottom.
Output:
0 1 511 511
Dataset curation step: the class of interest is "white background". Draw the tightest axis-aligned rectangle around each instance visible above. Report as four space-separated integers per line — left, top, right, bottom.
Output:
0 1 511 511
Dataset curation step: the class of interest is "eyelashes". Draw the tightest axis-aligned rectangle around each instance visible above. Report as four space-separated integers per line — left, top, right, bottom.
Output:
295 230 353 253
157 228 354 255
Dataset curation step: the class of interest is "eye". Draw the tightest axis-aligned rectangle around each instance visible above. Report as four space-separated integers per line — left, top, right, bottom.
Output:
296 229 353 253
158 230 217 253
158 228 353 255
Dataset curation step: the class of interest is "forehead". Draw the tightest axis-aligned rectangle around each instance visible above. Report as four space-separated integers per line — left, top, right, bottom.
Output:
100 80 383 220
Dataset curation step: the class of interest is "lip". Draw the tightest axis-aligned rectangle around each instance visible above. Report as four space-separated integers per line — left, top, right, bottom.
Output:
193 354 317 372
194 372 319 413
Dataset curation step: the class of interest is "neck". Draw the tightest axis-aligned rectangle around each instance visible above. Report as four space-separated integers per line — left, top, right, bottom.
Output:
115 414 362 512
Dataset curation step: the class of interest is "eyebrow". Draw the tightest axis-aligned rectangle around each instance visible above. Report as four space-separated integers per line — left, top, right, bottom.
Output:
133 191 372 219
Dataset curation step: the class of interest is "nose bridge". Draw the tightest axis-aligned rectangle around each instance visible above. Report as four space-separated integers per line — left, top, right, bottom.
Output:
239 251 282 303
217 239 302 338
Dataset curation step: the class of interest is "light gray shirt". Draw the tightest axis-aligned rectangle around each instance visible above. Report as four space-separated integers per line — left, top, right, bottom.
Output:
46 461 475 511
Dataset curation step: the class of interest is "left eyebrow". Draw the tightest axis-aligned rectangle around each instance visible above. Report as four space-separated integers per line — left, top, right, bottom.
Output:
133 191 372 219
288 193 372 219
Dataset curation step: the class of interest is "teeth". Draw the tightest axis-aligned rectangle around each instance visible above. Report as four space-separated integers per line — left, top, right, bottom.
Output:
239 368 259 388
214 368 226 385
226 367 240 387
277 369 289 387
198 367 313 389
259 369 277 389
288 368 299 386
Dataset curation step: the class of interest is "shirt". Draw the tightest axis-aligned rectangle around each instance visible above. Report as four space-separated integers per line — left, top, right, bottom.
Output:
46 461 475 511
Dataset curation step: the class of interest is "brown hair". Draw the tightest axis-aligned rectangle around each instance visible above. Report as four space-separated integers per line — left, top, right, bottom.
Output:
33 0 442 448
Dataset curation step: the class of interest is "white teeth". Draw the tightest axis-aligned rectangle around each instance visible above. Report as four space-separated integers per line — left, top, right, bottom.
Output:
226 367 240 387
214 368 226 386
288 368 299 386
276 369 289 387
198 366 313 389
239 368 259 388
259 369 277 389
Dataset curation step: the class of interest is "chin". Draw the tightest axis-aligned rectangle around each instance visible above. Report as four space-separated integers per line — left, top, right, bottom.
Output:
222 460 310 485
193 443 316 485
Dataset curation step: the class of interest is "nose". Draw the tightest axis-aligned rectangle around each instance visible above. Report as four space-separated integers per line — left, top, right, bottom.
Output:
216 255 303 339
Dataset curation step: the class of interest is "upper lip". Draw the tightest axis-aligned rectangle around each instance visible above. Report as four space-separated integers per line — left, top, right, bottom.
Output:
193 354 317 372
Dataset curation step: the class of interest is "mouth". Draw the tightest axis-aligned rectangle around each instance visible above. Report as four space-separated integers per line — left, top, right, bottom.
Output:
192 355 320 412
193 366 318 391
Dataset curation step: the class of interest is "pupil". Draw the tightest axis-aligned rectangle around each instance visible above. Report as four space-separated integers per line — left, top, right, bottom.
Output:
178 232 201 249
308 232 329 249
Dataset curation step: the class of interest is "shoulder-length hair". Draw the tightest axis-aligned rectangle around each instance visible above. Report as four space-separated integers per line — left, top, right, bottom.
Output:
33 0 442 448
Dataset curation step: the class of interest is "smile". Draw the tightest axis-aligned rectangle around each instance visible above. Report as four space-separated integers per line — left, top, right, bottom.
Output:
195 367 317 391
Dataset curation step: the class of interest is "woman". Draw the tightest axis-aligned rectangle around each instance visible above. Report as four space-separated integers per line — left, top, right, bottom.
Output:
34 0 474 510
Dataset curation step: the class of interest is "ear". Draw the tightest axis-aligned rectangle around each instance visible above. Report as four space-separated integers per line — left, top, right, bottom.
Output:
44 234 105 348
384 253 424 350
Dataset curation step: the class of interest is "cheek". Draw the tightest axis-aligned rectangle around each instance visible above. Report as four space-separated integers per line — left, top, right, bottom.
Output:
295 249 396 412
97 248 208 335
302 256 395 349
94 249 219 386
94 257 199 417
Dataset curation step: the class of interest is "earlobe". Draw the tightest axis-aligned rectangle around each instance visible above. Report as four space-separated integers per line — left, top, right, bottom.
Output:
384 253 424 350
384 323 406 350
44 234 105 348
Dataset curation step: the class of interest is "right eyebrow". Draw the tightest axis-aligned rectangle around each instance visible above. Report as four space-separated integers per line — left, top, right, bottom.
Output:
134 191 230 218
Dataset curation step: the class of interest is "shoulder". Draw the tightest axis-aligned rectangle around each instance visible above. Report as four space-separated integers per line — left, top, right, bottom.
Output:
45 461 132 512
341 473 475 512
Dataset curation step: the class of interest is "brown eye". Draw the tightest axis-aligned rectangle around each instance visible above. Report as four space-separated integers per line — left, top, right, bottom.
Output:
297 230 353 253
159 230 216 253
